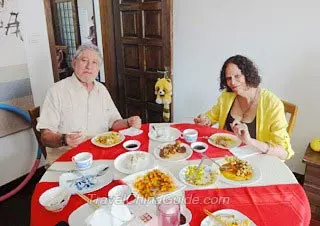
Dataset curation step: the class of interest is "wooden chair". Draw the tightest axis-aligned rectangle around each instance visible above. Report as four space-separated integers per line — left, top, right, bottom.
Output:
28 107 47 159
282 100 298 136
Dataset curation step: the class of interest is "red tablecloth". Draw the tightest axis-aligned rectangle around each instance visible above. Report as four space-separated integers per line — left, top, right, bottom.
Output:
57 124 150 161
30 124 311 226
58 123 233 161
185 184 311 226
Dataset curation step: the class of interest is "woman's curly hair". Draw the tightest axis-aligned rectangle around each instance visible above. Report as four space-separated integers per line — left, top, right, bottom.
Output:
220 55 261 92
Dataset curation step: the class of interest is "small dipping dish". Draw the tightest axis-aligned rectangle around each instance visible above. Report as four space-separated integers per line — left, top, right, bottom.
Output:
191 141 208 153
123 140 141 151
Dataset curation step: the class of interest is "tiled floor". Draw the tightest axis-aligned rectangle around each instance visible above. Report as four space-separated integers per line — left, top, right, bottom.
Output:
0 167 46 226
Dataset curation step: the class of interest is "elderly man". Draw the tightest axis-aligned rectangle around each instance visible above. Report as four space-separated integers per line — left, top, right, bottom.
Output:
37 44 141 163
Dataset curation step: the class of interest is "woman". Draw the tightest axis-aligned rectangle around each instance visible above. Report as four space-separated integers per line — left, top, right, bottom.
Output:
194 55 293 160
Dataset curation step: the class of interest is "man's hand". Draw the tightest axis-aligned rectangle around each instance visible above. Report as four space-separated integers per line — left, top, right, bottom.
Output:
127 116 142 129
65 132 85 147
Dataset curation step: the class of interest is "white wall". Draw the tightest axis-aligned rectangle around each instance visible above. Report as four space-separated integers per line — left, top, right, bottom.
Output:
78 0 94 44
93 0 105 83
173 0 320 174
18 0 54 107
0 0 49 186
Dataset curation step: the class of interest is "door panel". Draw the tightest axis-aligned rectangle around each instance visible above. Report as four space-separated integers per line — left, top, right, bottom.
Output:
125 76 141 99
121 11 140 38
146 103 163 123
143 10 162 39
145 46 163 72
126 99 145 121
123 44 140 69
113 0 172 123
145 77 158 102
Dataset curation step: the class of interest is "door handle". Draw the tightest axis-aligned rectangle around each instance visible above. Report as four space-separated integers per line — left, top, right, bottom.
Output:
157 70 168 74
157 68 169 78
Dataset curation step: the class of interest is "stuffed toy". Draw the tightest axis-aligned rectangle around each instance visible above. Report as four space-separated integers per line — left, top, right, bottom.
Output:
154 77 172 122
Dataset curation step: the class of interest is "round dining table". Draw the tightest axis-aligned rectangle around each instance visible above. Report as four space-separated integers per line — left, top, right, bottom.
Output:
30 123 311 226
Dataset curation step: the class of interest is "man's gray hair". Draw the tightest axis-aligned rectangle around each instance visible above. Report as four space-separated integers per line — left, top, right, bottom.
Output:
73 43 103 67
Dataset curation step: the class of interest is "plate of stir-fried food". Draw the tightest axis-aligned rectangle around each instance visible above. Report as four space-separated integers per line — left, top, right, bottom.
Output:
154 141 193 162
122 167 185 200
218 156 261 185
91 131 125 148
201 209 256 226
208 133 241 149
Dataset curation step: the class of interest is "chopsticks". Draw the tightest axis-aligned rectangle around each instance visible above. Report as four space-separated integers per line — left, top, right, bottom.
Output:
203 209 248 226
203 209 228 226
201 153 232 171
76 192 100 210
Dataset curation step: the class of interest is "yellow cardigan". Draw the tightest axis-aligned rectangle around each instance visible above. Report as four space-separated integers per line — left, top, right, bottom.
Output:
205 88 294 159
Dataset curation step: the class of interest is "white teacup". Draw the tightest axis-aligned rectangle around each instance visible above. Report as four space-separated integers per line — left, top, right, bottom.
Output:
154 128 169 139
72 152 93 170
182 129 198 143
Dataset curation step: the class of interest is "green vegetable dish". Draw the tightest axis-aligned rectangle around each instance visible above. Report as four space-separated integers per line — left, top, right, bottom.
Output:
185 165 217 186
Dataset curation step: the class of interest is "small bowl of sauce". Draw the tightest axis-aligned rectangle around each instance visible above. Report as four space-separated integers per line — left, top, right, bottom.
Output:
180 206 192 226
123 140 141 151
190 141 208 153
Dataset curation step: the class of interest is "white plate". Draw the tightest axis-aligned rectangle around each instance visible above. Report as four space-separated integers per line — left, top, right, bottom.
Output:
59 164 113 194
153 142 193 162
217 158 261 185
179 164 219 188
68 198 109 226
68 197 133 226
122 166 186 201
91 131 125 148
148 127 181 142
200 209 256 226
114 151 155 174
208 133 241 149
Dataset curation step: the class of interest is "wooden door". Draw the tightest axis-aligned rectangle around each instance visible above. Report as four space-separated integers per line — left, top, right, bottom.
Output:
44 0 80 82
113 0 173 123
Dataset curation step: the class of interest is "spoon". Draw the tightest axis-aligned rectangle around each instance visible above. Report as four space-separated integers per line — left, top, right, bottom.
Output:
151 125 161 138
190 156 205 182
66 166 109 183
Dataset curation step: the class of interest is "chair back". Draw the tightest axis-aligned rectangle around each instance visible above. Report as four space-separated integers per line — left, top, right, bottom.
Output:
28 107 47 158
282 100 298 136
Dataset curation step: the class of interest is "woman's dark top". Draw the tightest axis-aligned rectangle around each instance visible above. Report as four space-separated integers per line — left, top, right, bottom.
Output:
225 101 257 139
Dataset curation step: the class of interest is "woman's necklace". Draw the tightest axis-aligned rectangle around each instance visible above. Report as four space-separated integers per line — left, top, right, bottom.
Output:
237 88 259 119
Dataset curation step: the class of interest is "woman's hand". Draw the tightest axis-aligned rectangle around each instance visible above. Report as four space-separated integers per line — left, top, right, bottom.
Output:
127 116 142 129
194 114 211 126
65 132 85 147
230 120 252 145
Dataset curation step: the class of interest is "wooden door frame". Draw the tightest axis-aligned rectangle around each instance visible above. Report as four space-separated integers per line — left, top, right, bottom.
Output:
44 0 81 83
44 0 60 82
99 0 173 118
99 0 118 105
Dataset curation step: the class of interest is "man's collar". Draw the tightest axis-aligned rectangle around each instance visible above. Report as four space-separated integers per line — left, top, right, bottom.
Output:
70 73 99 92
